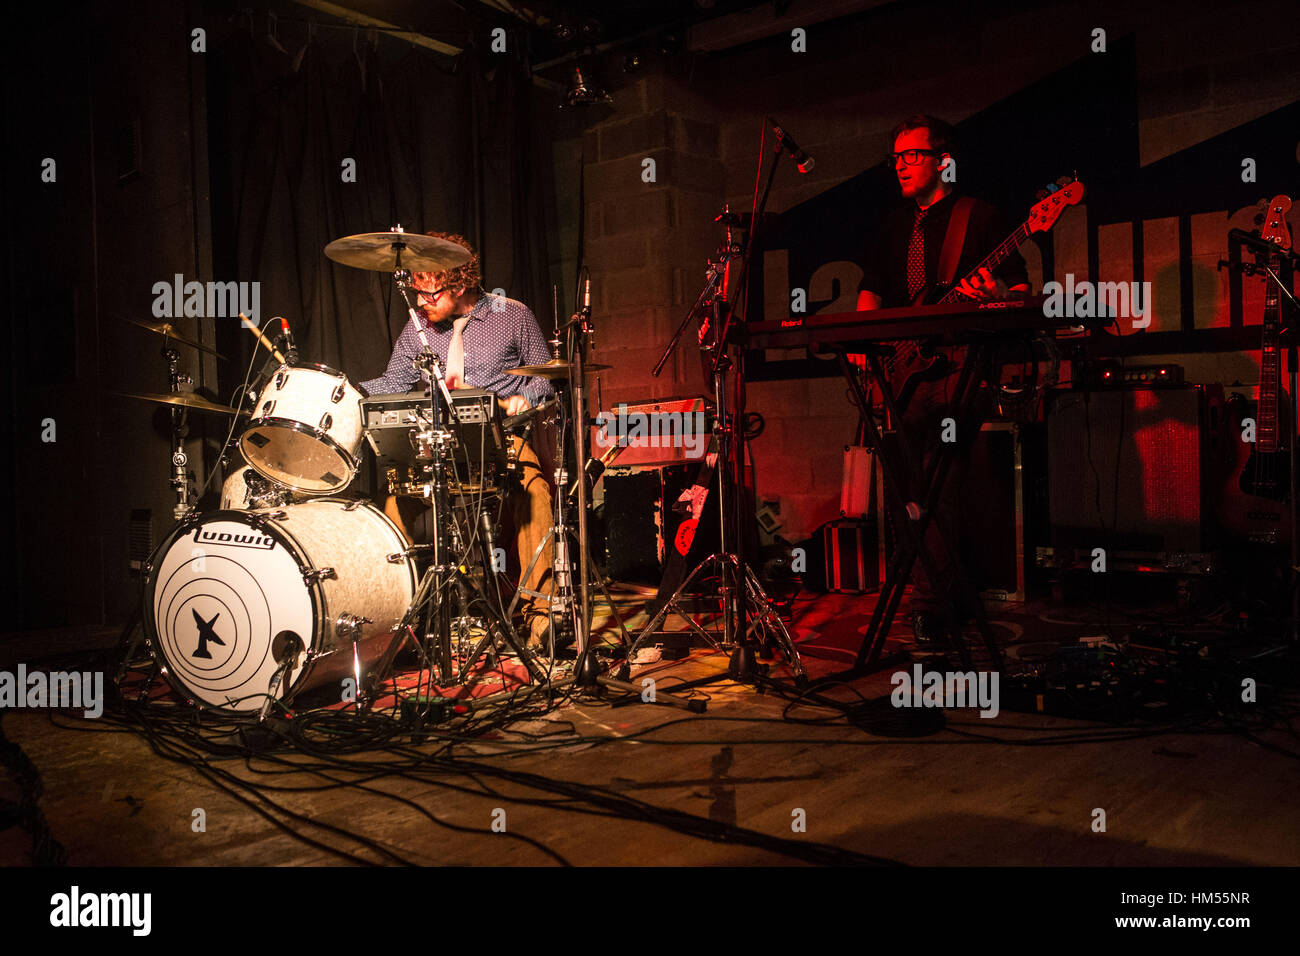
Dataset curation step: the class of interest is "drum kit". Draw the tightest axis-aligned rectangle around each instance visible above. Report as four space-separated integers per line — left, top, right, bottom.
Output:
122 227 646 719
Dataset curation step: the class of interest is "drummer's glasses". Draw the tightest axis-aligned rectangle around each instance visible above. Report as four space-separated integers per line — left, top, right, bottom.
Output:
891 148 940 166
414 285 449 302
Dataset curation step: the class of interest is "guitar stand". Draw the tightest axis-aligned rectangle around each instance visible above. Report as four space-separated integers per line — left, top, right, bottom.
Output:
819 340 1006 682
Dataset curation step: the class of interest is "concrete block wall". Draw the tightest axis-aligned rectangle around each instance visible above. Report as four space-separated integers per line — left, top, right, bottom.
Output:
546 0 1300 541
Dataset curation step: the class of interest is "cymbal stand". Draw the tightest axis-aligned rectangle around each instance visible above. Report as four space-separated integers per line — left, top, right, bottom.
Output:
164 345 197 521
116 342 198 687
506 357 634 673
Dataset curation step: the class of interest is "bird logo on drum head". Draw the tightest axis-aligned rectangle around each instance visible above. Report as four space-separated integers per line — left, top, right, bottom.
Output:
191 608 227 660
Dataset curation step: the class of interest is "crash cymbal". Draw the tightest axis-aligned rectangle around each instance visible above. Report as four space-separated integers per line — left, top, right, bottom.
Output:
117 391 248 416
126 317 226 359
324 231 471 274
505 359 613 380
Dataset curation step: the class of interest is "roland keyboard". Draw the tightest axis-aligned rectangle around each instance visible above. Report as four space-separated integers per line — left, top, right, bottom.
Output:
739 295 1101 350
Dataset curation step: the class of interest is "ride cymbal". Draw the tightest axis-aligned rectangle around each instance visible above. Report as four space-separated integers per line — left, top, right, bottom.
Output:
324 231 471 274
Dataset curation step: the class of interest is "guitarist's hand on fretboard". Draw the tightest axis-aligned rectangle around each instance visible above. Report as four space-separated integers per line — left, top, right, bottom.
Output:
953 266 1030 302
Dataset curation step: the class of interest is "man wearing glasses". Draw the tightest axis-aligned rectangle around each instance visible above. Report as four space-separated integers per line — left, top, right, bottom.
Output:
856 114 1030 651
360 231 558 653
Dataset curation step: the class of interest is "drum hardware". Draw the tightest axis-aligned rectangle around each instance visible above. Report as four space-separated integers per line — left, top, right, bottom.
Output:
221 461 303 511
247 510 288 529
302 567 337 584
336 613 374 711
502 291 645 684
363 330 547 694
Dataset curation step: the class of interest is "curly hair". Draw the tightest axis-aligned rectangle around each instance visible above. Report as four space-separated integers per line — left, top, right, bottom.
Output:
416 230 481 292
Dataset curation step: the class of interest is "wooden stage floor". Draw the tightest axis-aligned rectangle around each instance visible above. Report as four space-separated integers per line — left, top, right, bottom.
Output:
2 587 1297 867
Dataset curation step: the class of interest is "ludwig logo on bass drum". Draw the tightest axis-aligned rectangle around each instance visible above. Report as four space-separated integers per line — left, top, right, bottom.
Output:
193 528 276 549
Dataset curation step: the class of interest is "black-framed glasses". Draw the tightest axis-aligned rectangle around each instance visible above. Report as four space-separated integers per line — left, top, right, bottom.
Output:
891 148 940 166
414 285 449 300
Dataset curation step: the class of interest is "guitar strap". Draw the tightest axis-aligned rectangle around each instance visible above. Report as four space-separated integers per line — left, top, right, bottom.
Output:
937 196 975 288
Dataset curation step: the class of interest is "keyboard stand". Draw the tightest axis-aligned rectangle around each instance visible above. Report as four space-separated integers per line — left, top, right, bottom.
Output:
826 342 1005 680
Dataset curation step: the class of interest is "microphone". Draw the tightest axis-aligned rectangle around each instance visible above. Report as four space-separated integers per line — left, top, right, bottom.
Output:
279 318 299 365
582 275 592 315
771 119 815 174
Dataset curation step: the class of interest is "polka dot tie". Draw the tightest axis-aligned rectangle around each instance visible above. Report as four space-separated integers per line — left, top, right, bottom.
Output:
906 206 928 301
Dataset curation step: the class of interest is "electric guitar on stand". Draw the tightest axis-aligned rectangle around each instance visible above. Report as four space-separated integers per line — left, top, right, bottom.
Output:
888 178 1086 411
1223 195 1295 544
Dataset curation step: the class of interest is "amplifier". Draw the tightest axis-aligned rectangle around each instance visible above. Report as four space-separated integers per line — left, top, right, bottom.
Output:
1085 361 1184 388
590 395 712 468
1045 385 1223 562
603 462 720 584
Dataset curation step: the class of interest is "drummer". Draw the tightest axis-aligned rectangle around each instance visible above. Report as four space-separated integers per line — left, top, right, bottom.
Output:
359 231 557 653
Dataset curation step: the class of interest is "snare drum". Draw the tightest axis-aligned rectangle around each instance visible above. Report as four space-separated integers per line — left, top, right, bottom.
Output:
143 498 416 714
240 364 364 494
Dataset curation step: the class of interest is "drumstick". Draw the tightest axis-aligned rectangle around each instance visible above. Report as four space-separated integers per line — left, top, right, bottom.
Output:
239 312 286 364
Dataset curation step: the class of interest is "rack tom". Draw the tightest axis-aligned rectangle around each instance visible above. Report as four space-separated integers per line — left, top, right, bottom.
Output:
241 364 364 494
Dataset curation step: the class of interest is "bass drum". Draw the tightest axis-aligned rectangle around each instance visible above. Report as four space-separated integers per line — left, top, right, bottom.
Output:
143 499 415 714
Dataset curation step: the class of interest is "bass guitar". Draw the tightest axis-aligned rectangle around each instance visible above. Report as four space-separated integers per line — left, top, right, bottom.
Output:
888 179 1086 411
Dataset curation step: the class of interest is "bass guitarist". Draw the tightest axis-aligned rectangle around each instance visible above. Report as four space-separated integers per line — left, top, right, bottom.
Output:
855 113 1030 649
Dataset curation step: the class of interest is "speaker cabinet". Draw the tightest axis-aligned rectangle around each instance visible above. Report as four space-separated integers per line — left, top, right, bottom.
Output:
1046 386 1223 562
603 463 720 584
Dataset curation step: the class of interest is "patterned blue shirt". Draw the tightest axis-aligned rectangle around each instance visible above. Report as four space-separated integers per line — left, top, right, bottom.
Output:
359 292 554 404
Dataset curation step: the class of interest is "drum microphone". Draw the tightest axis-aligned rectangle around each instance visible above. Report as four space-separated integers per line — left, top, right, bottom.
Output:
258 632 304 723
279 318 299 365
770 119 815 174
240 312 286 364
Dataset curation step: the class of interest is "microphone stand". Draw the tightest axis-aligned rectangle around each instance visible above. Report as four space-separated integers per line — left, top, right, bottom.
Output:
635 144 806 685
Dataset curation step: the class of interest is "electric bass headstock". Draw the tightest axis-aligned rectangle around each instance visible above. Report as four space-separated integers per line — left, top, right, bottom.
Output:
1025 178 1086 235
1257 195 1293 251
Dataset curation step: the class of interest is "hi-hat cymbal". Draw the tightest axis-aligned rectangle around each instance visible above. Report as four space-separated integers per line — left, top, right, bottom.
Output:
117 391 248 416
126 317 226 359
505 359 613 380
324 231 471 274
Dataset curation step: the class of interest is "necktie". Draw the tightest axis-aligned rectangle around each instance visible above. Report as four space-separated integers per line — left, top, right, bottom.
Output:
906 206 929 301
445 315 472 388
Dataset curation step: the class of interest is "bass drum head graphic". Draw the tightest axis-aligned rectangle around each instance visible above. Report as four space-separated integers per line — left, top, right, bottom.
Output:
142 501 416 715
143 513 314 713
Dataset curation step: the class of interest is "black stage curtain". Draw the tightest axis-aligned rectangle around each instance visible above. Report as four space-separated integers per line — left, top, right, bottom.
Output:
207 30 552 389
